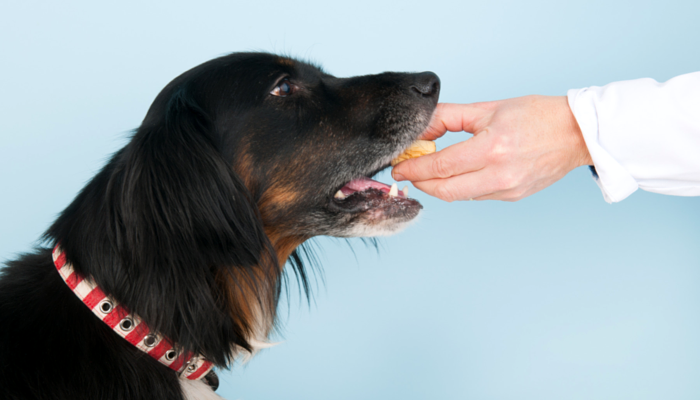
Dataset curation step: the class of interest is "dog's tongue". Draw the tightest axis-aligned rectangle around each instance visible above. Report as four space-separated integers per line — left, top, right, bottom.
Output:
340 177 392 195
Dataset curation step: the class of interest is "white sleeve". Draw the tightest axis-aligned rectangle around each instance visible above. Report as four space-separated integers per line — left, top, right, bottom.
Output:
567 72 700 203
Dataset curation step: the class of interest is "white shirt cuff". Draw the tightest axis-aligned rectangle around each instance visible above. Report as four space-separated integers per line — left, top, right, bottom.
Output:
567 88 639 203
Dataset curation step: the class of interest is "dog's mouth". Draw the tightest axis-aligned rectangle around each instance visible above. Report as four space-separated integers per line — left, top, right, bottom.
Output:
328 163 422 223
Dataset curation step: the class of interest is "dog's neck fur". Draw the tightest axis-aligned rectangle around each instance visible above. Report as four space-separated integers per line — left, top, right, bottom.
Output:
265 231 307 270
45 133 283 368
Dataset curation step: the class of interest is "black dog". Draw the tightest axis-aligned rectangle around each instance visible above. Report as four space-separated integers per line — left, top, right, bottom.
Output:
0 52 439 400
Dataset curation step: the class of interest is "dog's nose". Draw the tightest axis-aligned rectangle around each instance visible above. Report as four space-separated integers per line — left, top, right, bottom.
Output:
410 72 440 100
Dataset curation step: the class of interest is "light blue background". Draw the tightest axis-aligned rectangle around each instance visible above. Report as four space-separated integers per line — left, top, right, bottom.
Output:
1 1 699 399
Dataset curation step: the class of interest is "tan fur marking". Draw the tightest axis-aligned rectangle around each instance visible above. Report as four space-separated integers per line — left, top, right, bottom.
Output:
233 148 256 190
260 185 300 209
277 57 295 67
217 254 277 346
223 150 311 352
264 228 306 269
258 183 308 266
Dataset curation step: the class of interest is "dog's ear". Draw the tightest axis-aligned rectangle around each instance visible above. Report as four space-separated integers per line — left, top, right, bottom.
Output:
49 85 279 366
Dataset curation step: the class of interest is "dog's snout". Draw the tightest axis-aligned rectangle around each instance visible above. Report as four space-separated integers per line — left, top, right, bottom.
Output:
410 72 440 100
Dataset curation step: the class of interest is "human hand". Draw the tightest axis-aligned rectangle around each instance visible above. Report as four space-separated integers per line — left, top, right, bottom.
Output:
391 96 593 202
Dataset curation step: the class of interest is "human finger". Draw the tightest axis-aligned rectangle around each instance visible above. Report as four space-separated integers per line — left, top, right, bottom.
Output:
474 174 564 202
410 168 502 202
419 102 495 141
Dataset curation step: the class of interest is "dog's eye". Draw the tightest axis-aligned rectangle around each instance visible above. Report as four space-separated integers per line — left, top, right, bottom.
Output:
270 79 296 97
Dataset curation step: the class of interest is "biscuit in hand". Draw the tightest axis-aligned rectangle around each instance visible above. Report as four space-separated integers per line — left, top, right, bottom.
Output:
391 140 436 166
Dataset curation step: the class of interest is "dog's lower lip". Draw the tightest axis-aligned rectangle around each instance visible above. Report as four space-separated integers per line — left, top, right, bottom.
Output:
328 187 421 216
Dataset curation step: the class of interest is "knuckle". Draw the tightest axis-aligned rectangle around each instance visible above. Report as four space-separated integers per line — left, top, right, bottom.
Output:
434 183 455 202
495 174 512 191
431 157 451 178
488 135 512 163
504 193 520 202
504 188 526 202
499 170 523 191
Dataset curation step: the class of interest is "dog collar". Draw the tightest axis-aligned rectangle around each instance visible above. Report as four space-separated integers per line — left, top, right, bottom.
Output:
52 245 214 381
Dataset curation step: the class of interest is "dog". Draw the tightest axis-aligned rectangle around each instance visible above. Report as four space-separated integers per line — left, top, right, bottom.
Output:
0 52 439 400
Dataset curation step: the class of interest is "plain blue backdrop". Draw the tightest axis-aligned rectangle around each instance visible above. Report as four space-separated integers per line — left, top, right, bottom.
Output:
1 1 699 399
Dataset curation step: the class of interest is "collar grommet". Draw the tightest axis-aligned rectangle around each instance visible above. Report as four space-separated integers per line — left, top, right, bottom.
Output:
99 299 113 314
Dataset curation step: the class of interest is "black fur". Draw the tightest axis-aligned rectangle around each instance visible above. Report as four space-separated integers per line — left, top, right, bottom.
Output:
0 52 439 399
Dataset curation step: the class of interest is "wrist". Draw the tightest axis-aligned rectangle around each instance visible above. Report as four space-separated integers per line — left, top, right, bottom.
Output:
559 96 593 167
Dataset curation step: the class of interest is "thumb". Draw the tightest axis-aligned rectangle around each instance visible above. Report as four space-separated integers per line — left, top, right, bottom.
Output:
419 102 494 140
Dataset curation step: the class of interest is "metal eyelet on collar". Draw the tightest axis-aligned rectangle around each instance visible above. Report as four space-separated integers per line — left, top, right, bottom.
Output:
119 317 134 332
165 349 178 361
99 299 113 314
143 334 158 347
187 362 198 373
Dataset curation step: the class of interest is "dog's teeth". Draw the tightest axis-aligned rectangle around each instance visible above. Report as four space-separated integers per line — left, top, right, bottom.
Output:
402 186 409 197
389 183 398 197
334 190 346 200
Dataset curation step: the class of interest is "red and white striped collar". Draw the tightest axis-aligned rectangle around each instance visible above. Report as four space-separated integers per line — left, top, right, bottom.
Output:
52 245 214 381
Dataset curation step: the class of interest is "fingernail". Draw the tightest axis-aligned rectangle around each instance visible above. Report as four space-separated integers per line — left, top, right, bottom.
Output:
392 171 405 181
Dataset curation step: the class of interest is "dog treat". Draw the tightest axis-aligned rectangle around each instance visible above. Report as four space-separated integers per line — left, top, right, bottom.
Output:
391 140 436 166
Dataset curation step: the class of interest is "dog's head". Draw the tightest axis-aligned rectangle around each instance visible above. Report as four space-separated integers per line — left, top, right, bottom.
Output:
146 53 438 246
48 52 439 366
